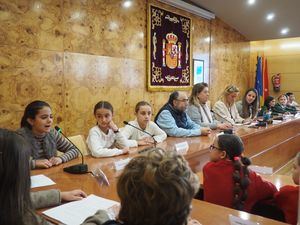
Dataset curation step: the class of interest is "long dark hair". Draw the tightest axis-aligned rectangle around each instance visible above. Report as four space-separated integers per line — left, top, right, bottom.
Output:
117 148 199 225
21 100 51 129
93 101 113 115
0 129 37 225
263 96 274 110
218 134 251 210
241 88 258 119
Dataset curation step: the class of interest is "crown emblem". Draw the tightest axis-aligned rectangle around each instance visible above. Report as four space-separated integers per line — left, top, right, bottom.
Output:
166 33 178 44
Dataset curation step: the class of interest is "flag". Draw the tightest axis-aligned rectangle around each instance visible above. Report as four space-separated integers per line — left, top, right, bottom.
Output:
262 58 269 100
255 56 263 106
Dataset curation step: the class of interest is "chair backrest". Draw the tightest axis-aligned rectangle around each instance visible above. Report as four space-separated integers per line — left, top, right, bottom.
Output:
67 135 89 156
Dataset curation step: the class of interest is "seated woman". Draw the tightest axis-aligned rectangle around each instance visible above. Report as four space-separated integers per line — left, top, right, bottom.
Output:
187 82 232 130
213 85 248 125
273 94 297 115
17 100 79 169
236 88 259 119
203 134 277 212
0 129 87 225
87 101 129 158
121 101 167 147
83 148 200 225
258 96 276 117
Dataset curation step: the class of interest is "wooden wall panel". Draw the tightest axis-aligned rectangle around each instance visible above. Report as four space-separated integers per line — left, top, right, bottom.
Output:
0 0 251 136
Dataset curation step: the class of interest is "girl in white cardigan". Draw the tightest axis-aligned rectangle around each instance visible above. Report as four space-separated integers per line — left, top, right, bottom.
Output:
87 101 129 157
121 101 167 147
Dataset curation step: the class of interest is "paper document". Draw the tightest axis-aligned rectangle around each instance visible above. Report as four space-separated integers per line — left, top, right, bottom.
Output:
43 194 119 225
31 174 56 188
248 165 273 175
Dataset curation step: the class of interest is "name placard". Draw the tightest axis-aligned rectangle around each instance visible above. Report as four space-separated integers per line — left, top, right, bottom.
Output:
175 141 189 155
114 157 132 171
229 214 259 225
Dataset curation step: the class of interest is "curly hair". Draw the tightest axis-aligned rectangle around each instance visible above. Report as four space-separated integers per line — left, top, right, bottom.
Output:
117 148 199 225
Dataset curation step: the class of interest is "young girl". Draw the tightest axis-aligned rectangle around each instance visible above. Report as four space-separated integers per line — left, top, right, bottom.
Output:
121 101 167 147
203 134 277 212
17 100 78 169
86 101 129 157
236 88 259 119
258 96 276 117
273 94 297 115
275 152 299 225
0 129 87 225
213 85 248 125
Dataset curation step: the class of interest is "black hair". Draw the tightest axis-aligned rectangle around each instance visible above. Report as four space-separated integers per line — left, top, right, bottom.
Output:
20 101 51 129
285 92 293 97
218 134 251 210
93 101 113 115
263 96 275 109
0 129 38 225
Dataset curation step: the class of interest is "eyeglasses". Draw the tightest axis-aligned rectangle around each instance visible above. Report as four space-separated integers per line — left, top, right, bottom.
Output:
176 98 189 102
209 145 222 151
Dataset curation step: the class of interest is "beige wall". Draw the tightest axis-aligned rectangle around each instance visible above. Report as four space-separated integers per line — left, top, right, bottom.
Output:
250 37 300 102
0 0 250 136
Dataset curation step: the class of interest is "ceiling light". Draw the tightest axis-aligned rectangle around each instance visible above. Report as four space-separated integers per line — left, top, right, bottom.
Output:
280 28 289 35
266 13 275 21
123 0 132 8
247 0 256 5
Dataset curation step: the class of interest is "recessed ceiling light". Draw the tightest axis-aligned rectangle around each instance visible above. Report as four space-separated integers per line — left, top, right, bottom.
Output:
266 13 275 21
281 28 289 35
247 0 256 5
123 0 132 8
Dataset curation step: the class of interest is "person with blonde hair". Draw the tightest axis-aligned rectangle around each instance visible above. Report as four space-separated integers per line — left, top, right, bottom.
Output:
83 148 200 225
213 85 249 125
187 82 232 130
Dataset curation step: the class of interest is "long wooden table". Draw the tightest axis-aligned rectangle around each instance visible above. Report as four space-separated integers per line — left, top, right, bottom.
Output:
31 118 300 225
32 157 289 225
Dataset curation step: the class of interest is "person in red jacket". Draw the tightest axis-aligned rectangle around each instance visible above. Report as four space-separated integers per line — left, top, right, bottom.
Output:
203 134 277 212
275 152 299 225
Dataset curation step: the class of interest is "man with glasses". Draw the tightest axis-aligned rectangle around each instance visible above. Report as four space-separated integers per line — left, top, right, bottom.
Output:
154 91 211 137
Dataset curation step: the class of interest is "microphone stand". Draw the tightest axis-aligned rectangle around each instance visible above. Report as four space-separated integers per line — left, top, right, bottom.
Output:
123 121 157 152
55 126 88 174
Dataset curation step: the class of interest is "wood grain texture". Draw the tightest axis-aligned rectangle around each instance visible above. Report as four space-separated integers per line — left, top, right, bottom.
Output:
0 0 251 136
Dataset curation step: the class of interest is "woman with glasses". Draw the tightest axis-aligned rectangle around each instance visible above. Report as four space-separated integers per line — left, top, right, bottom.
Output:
187 82 232 130
203 134 277 212
213 85 250 125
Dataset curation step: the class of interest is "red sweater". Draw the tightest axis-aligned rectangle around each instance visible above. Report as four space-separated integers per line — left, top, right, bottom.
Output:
203 160 278 212
275 185 299 225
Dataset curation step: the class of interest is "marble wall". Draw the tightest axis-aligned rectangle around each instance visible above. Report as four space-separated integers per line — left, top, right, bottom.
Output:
0 0 250 136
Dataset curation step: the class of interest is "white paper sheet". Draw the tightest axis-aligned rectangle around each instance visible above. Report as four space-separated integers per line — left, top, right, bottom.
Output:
31 174 56 188
43 194 119 225
248 165 273 175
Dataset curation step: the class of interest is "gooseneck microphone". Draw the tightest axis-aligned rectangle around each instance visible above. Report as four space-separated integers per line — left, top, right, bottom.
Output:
55 126 88 174
123 121 157 148
210 109 235 125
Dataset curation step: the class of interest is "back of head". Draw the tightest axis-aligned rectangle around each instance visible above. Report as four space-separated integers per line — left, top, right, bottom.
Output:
0 129 32 225
217 134 251 210
21 100 51 129
117 148 199 225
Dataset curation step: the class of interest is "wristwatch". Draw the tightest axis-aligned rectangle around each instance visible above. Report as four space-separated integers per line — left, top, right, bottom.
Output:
114 129 120 133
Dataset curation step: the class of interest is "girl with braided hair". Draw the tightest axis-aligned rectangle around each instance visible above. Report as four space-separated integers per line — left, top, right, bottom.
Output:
203 134 277 212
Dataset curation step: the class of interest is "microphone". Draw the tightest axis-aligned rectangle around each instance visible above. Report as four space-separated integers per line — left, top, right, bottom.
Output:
55 126 88 174
210 109 234 125
123 121 157 150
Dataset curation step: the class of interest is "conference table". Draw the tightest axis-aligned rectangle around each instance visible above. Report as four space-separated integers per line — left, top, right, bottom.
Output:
32 118 300 225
